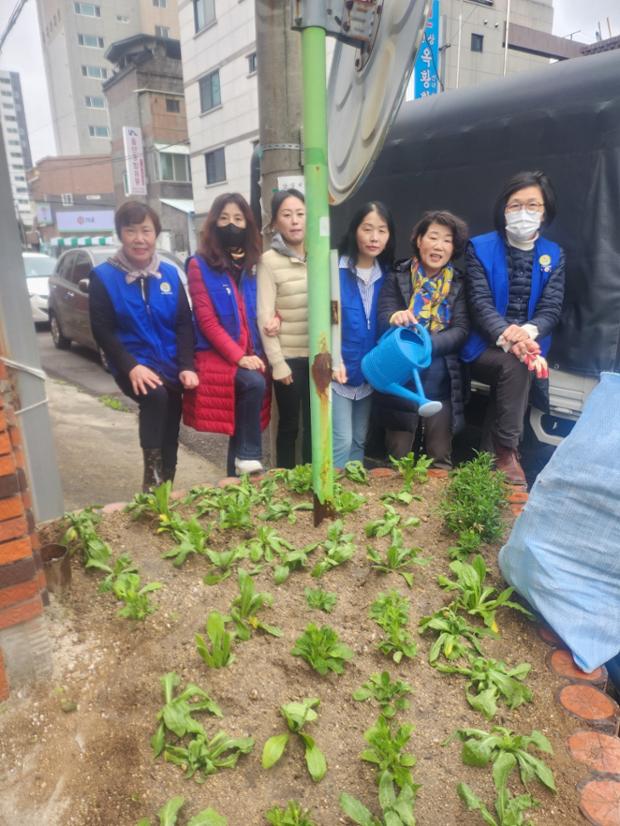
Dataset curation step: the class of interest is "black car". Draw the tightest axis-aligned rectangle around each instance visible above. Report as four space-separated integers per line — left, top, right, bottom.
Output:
48 246 188 368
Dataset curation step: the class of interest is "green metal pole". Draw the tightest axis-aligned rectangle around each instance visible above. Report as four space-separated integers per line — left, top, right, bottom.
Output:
301 24 334 521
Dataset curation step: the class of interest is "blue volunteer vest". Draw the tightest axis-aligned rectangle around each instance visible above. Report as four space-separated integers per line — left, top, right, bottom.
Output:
94 260 181 383
192 255 263 357
340 264 386 387
460 231 562 363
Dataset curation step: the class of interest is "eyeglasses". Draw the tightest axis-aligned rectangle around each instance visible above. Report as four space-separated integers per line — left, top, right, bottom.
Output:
505 201 545 215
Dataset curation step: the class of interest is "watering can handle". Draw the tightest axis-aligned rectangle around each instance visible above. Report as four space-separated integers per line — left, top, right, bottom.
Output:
378 323 433 360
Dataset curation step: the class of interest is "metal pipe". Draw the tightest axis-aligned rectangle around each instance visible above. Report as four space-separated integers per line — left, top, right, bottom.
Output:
456 0 463 89
504 0 512 76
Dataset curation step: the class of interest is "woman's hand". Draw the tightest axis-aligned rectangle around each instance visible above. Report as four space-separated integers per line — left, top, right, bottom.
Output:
238 355 265 372
510 338 540 359
276 373 293 385
332 363 348 384
179 370 199 389
263 314 281 337
389 309 417 327
129 364 162 395
501 324 530 345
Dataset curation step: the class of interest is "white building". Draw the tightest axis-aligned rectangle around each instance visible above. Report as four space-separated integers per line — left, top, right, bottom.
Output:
0 70 33 226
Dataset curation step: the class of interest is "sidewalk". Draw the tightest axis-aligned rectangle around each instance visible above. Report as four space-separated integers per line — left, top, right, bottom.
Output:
46 379 221 511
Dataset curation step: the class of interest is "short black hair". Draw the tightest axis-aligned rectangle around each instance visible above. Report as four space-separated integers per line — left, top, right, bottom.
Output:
337 201 396 268
270 188 305 226
493 170 556 233
410 210 469 259
115 200 162 237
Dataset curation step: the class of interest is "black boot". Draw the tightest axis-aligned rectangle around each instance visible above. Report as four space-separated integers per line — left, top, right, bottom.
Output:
142 448 164 492
162 465 176 485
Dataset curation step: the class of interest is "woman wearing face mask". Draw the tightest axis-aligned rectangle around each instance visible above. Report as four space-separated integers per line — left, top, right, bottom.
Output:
376 210 470 467
182 193 270 477
333 201 396 468
257 189 310 468
461 170 565 485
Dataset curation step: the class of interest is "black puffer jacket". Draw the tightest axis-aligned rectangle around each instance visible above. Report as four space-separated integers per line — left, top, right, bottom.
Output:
375 259 470 434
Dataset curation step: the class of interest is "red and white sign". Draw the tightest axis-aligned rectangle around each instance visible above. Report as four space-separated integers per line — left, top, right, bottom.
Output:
122 126 147 196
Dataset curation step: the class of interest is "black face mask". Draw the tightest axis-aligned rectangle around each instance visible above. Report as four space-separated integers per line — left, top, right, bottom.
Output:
215 223 247 249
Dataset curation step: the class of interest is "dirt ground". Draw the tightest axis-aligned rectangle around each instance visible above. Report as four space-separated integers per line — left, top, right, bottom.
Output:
0 473 588 826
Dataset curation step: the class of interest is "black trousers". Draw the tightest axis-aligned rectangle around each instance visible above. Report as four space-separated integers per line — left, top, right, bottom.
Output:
115 374 182 472
469 347 531 450
385 401 453 468
226 367 266 476
273 357 311 468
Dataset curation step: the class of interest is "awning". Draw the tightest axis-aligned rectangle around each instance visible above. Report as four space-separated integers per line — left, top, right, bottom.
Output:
160 198 195 215
155 142 190 155
50 236 115 248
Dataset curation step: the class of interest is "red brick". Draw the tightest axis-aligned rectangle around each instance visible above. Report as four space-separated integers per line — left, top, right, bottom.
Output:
428 468 449 478
218 476 240 488
510 503 524 517
0 409 6 433
0 473 19 499
0 595 43 631
12 448 25 470
368 467 398 479
20 489 32 511
0 648 9 702
507 490 529 504
0 537 33 564
0 432 10 456
0 496 24 522
0 362 7 380
30 533 41 552
0 557 36 588
0 516 27 544
102 502 127 514
5 407 16 428
0 579 39 609
0 454 16 477
8 426 21 449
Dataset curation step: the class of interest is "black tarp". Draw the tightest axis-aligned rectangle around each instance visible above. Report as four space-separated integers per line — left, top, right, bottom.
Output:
331 50 620 377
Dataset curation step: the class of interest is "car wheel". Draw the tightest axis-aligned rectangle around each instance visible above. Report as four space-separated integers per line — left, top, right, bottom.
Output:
49 312 71 350
98 346 111 373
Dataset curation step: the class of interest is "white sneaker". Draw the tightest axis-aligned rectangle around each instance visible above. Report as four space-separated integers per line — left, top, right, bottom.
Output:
234 458 264 475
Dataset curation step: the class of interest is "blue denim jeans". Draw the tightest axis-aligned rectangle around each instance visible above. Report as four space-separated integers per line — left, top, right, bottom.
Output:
332 391 372 468
226 367 265 476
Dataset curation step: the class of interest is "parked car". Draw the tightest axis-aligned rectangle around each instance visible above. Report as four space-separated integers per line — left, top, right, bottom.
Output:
47 246 188 369
23 252 56 326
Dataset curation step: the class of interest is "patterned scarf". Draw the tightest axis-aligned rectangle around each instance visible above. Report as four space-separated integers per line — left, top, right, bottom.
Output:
408 259 453 333
109 250 161 284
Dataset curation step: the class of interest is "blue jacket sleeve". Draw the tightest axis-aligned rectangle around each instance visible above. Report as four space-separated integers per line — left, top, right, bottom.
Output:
465 243 508 343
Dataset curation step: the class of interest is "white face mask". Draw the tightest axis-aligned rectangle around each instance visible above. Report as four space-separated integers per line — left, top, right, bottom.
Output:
505 209 542 241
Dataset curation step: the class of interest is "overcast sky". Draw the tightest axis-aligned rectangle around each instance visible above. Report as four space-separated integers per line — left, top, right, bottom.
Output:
0 0 618 164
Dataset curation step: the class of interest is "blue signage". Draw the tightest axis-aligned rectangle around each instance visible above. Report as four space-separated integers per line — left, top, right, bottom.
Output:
414 0 440 99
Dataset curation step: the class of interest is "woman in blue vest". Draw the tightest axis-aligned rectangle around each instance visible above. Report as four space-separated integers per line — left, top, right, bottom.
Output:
89 201 198 491
333 202 395 468
461 170 565 485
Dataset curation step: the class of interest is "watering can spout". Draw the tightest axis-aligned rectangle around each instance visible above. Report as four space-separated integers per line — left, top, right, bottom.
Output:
385 383 443 417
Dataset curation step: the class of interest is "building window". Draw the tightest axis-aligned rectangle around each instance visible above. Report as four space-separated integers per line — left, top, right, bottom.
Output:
85 95 106 108
153 0 167 6
88 124 110 137
199 70 221 113
81 64 108 79
4 115 16 121
16 187 28 193
10 152 22 158
14 175 25 181
116 15 130 23
61 193 74 206
8 140 20 146
194 0 215 32
205 147 226 185
155 25 170 38
74 2 101 16
247 52 257 74
165 98 181 113
471 33 484 53
0 77 10 84
1 90 11 97
78 33 104 48
159 152 191 182
7 127 18 133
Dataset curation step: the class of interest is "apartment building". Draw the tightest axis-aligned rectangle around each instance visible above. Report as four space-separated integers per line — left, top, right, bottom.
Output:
0 70 33 226
36 0 180 156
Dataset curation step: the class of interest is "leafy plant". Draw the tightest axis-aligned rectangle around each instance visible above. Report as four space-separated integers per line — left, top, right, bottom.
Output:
262 697 327 782
340 783 417 826
365 506 420 539
437 656 532 720
362 716 419 793
380 489 422 506
304 587 338 614
389 452 433 490
261 498 313 523
229 569 282 640
311 520 356 577
99 554 138 592
135 796 228 826
203 545 247 586
367 528 428 588
151 672 222 756
353 672 412 719
438 555 533 633
418 606 489 664
332 482 366 514
342 460 370 485
237 526 295 564
162 518 210 567
441 452 506 542
163 730 254 781
369 591 417 663
111 570 162 620
126 481 174 522
62 507 112 570
265 801 318 826
272 464 314 494
195 612 235 668
291 623 354 676
273 542 319 585
448 528 482 562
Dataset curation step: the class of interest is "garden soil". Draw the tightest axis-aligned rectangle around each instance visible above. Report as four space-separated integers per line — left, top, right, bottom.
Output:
0 474 588 826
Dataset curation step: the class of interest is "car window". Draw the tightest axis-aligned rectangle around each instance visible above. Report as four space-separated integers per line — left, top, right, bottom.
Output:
23 255 56 278
55 253 76 283
71 251 94 284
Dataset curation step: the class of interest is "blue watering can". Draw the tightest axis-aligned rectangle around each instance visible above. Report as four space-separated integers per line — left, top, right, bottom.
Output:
362 325 443 417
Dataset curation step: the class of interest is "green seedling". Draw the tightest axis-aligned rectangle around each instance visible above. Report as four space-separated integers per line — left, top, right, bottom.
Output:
272 464 314 493
229 569 282 640
163 518 210 567
353 672 412 719
273 542 319 584
304 587 338 614
362 716 419 793
311 520 356 577
441 451 506 542
99 554 138 592
62 507 112 570
370 591 418 663
437 656 532 720
126 481 174 522
448 726 555 792
437 555 533 633
389 452 433 490
112 570 162 620
195 612 235 668
236 526 295 564
163 730 254 781
380 489 422 506
365 506 420 539
342 460 370 485
188 486 222 518
367 528 428 588
448 528 483 562
151 671 222 756
99 394 127 412
418 606 489 664
333 482 366 514
203 545 247 586
261 498 314 523
265 800 318 826
291 623 354 676
135 796 228 826
217 485 255 531
340 782 417 826
262 697 327 782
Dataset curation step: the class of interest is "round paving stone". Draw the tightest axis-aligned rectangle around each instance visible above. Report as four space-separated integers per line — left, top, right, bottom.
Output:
579 777 620 826
569 731 620 775
549 649 608 686
559 684 620 734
